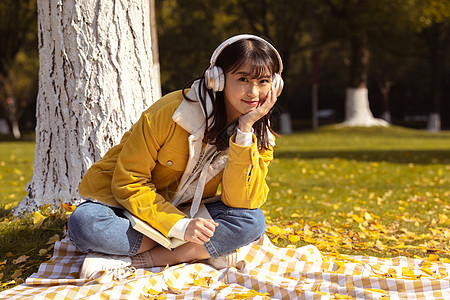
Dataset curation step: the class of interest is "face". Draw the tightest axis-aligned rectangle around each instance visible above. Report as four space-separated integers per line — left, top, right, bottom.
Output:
223 62 273 123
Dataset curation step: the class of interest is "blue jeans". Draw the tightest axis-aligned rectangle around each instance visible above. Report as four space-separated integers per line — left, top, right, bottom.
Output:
68 201 266 258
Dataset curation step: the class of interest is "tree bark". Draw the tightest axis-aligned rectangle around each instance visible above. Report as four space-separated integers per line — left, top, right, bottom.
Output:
340 34 388 127
15 0 160 214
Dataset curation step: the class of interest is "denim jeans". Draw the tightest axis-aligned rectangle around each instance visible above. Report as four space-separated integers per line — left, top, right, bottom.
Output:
68 200 266 258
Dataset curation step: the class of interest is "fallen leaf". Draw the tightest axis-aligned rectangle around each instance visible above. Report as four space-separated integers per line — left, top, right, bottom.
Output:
32 211 46 226
46 234 60 244
11 269 22 280
12 255 29 264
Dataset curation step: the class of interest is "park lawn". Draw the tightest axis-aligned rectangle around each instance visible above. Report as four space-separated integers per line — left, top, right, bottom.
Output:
0 126 449 290
0 141 34 207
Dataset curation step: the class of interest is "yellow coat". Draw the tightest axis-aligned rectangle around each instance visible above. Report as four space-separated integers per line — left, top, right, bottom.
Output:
78 90 273 237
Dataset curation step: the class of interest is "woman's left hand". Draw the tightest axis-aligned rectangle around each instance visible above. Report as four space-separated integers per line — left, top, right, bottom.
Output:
238 85 277 132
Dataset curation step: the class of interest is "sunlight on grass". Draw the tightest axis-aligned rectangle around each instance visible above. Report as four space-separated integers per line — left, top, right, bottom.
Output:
0 142 34 206
264 126 449 258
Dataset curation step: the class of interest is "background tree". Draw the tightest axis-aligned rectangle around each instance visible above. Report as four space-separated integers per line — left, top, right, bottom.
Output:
15 0 161 213
0 0 38 138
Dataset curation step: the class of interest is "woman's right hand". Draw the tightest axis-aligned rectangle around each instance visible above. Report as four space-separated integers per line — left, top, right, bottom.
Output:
184 218 219 244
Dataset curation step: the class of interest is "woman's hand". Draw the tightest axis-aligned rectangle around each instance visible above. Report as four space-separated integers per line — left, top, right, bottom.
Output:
238 85 277 132
184 218 219 244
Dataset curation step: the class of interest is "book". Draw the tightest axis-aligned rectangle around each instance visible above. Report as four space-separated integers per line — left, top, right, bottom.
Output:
123 204 212 250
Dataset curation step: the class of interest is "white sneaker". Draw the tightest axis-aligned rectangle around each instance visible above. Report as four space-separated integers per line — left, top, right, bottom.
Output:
206 251 238 269
80 252 135 280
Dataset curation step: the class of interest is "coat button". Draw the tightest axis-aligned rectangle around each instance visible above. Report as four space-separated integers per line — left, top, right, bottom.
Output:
166 160 173 166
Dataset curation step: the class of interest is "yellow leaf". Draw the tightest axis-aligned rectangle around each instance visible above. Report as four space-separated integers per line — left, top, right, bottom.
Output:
402 267 417 279
12 255 29 264
0 280 16 288
364 212 372 221
32 211 46 225
39 249 48 256
228 289 270 299
288 234 301 244
62 203 77 212
46 234 60 244
313 291 327 295
420 267 434 276
189 274 213 288
6 252 13 258
375 240 386 251
266 225 284 236
367 288 388 294
387 267 397 277
427 254 439 262
335 294 352 299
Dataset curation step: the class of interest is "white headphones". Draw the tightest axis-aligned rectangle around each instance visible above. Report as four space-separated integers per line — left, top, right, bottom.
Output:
204 34 284 97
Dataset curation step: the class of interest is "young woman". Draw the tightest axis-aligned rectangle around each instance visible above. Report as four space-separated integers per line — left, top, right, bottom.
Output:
68 34 284 279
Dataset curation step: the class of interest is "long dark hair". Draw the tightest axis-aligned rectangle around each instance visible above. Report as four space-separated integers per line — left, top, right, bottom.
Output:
182 37 281 150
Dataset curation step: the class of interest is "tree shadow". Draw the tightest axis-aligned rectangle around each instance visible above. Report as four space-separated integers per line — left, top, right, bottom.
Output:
275 149 450 165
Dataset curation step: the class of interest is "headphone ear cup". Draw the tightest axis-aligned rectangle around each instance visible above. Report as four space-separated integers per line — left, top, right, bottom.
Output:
273 74 284 97
205 66 225 92
217 67 225 91
205 67 213 90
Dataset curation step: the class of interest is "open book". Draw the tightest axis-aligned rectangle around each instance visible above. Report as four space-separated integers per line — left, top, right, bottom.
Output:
123 204 212 250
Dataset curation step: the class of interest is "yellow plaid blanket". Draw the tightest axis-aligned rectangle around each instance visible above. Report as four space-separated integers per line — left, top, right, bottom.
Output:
1 236 449 299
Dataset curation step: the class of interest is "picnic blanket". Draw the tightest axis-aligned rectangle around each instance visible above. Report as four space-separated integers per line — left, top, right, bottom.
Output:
1 235 449 299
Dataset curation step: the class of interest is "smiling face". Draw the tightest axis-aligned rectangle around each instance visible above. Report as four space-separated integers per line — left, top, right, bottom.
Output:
223 62 273 123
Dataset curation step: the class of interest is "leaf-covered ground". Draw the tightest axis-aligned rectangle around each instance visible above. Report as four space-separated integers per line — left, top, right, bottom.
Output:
0 126 449 290
264 126 449 259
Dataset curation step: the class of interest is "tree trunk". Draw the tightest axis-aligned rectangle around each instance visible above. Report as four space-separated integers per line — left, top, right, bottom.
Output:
15 0 161 214
340 34 388 127
379 79 392 124
425 23 446 132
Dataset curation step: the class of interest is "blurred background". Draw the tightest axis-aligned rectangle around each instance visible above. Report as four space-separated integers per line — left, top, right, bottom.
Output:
1 0 449 138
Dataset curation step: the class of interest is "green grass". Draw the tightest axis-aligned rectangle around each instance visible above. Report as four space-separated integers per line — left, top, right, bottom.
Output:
0 126 449 290
0 141 34 207
264 126 449 257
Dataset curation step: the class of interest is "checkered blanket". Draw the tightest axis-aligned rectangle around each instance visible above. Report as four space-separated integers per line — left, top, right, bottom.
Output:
1 236 449 299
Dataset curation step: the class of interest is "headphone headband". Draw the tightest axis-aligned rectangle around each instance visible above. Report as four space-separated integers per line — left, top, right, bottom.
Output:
209 34 283 74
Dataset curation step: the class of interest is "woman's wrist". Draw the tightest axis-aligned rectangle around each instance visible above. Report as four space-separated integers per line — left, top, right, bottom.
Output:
238 120 253 133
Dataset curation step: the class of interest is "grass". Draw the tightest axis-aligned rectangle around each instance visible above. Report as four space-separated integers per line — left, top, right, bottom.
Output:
0 126 449 290
264 126 449 258
0 141 34 207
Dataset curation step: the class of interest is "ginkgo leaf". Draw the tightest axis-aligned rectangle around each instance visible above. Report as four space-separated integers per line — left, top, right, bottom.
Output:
401 267 417 279
32 211 46 226
427 254 439 262
288 234 301 244
189 274 213 288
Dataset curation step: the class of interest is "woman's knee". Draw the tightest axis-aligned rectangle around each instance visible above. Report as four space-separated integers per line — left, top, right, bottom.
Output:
222 207 266 243
242 208 266 241
68 202 113 251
